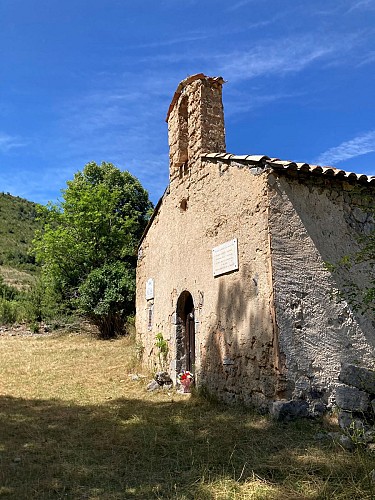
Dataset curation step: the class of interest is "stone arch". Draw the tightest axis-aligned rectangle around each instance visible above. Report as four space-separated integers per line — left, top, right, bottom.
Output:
176 291 195 374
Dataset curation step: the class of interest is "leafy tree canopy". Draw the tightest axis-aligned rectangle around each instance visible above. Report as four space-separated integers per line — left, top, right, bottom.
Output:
33 161 153 337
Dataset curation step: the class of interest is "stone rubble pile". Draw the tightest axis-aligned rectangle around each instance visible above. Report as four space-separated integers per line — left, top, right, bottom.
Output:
271 364 375 451
146 371 173 391
271 375 327 422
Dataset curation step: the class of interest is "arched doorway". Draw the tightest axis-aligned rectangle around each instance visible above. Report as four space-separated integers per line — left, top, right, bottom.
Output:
176 291 195 374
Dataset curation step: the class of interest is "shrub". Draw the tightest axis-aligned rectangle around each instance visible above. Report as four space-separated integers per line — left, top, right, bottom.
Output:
76 261 136 339
0 299 18 325
0 276 17 301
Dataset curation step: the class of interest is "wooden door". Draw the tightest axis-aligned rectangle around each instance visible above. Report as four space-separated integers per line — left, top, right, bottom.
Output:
185 312 195 372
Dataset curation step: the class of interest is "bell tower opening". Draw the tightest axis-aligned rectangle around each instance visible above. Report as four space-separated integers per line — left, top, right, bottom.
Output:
166 74 226 183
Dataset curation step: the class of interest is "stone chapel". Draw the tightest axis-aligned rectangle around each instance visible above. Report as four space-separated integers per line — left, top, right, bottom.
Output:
136 73 375 409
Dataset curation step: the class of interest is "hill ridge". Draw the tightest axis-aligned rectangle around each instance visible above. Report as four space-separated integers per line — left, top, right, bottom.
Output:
0 192 41 282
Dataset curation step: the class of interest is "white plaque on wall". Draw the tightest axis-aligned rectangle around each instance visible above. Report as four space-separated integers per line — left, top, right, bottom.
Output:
146 278 154 300
212 239 239 277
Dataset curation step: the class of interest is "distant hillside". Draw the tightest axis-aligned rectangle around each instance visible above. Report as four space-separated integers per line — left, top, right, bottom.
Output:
0 192 41 280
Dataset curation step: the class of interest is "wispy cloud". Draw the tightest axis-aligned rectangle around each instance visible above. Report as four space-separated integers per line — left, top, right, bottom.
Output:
146 32 360 83
227 0 258 12
347 0 375 13
135 33 212 49
225 91 303 117
48 72 176 203
315 130 375 165
216 36 355 82
357 50 375 66
0 133 27 153
59 79 168 151
136 18 280 54
0 165 72 204
51 31 363 200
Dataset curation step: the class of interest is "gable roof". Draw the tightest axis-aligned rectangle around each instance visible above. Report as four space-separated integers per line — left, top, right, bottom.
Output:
138 152 374 248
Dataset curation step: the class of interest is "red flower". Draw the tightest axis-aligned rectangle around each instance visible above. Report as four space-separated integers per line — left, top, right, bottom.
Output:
177 370 194 381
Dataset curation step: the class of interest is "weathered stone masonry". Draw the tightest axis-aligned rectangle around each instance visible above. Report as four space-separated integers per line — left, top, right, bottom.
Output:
268 173 375 403
136 73 375 411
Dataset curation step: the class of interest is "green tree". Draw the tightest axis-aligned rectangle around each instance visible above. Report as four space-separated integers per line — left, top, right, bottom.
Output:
76 262 135 338
33 161 152 338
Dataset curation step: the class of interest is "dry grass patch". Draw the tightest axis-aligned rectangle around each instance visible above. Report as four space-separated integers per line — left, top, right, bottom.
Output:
0 266 35 291
0 332 374 499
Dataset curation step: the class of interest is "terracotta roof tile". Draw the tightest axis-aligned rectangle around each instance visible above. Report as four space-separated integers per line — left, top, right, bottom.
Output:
232 154 250 160
245 154 269 163
201 153 375 185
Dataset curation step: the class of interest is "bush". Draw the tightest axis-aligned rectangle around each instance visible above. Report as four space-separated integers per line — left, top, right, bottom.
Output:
0 299 18 325
29 321 40 334
0 276 17 301
76 261 136 339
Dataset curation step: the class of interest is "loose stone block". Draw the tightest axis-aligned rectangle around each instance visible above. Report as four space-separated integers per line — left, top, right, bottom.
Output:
339 363 375 395
309 401 326 418
365 430 375 443
271 400 309 421
335 384 369 412
147 380 159 391
338 434 355 451
338 410 354 430
154 371 173 386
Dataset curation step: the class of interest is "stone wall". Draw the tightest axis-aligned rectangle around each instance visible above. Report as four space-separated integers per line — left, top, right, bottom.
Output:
268 171 375 403
136 162 281 406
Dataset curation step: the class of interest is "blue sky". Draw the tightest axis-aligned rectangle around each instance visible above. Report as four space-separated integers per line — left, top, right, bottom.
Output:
1 0 374 205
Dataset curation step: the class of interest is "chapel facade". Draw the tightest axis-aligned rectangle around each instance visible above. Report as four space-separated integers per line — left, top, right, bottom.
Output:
136 74 375 408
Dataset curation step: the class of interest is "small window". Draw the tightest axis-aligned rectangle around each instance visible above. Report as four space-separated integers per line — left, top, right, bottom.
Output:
147 305 153 331
180 199 188 211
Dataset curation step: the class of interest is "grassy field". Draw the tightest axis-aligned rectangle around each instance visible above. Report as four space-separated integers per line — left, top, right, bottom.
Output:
0 332 374 499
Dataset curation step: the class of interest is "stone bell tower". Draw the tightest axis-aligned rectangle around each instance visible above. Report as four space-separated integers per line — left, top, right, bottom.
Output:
166 74 226 183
